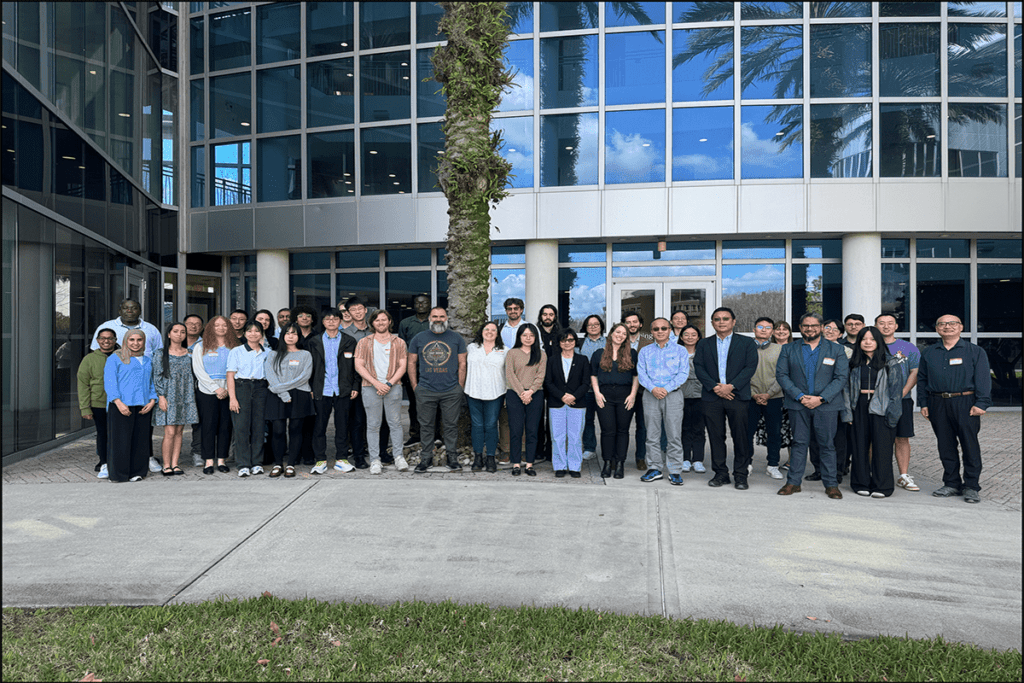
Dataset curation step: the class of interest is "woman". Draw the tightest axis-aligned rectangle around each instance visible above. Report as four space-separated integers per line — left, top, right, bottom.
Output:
192 315 239 474
772 320 793 346
153 322 198 475
254 309 278 350
264 322 315 478
78 327 118 478
545 328 592 478
677 324 706 474
668 310 688 343
505 323 546 476
466 321 507 473
577 314 605 461
767 320 795 467
227 320 269 477
590 323 639 480
103 330 157 482
843 326 903 498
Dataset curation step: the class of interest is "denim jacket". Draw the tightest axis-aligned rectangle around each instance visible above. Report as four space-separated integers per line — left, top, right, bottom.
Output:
842 358 904 428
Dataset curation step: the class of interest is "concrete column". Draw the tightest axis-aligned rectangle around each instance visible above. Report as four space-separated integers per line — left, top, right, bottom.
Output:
842 233 882 323
524 239 559 323
257 249 290 314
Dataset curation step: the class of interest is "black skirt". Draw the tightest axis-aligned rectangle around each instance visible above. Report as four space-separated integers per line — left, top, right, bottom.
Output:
265 387 315 421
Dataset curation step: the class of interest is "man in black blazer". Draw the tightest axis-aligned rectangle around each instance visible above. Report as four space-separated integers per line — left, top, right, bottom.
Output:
692 307 759 489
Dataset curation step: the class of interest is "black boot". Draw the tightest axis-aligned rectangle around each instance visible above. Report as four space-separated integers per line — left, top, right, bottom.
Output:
471 452 484 472
447 454 463 471
613 462 625 479
353 456 370 470
485 455 497 473
601 460 613 478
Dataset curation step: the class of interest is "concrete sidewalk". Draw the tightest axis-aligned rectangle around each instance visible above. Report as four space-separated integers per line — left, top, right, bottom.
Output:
3 412 1021 652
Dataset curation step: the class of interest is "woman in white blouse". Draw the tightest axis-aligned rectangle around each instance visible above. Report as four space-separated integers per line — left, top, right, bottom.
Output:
465 321 507 473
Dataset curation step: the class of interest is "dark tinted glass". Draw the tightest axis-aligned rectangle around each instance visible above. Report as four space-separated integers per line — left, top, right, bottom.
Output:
386 249 431 267
291 273 331 312
949 104 1007 178
417 122 444 193
810 103 872 178
916 239 970 258
335 272 380 308
307 2 353 57
209 8 250 71
361 125 411 195
290 252 331 270
880 2 940 16
977 239 1023 259
417 48 446 117
880 24 940 97
257 135 301 202
360 2 410 50
386 271 432 331
256 2 300 64
337 251 380 269
308 131 354 199
416 2 445 43
882 239 910 258
978 338 1023 407
191 146 205 207
722 240 786 259
190 79 204 141
879 103 941 177
209 72 251 138
674 28 733 102
539 2 597 31
791 263 843 324
948 23 1007 97
810 24 871 98
977 265 1023 332
881 263 909 330
792 240 842 259
257 66 300 133
917 264 970 332
361 52 411 122
190 17 204 74
673 107 733 181
540 35 598 108
307 59 354 128
809 2 871 17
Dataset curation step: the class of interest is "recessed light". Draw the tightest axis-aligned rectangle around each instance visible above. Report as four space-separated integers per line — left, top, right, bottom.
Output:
508 148 516 152
393 181 400 185
240 121 250 126
564 146 573 150
118 112 131 117
79 165 86 169
642 143 650 147
401 62 408 66
334 90 341 95
775 131 784 136
62 155 75 160
89 70 97 75
207 287 215 293
369 150 378 154
388 173 395 177
402 76 409 80
341 42 348 47
346 73 353 77
926 134 935 139
345 180 351 184
698 138 707 142
343 172 351 176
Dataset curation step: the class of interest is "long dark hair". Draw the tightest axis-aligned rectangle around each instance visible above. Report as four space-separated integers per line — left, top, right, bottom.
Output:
513 323 542 367
254 309 276 338
579 314 605 337
850 326 890 371
159 323 188 379
676 324 702 348
274 322 303 372
472 321 505 350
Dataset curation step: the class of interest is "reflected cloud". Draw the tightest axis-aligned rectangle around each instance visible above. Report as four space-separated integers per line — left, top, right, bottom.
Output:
673 153 728 174
500 73 534 111
722 264 785 295
606 129 664 183
491 271 526 315
740 122 799 169
569 282 607 318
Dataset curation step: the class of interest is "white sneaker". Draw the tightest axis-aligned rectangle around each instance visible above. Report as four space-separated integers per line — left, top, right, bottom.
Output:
582 451 595 460
129 475 143 482
149 457 163 473
334 459 355 472
747 463 753 475
692 461 706 473
896 473 920 491
370 461 382 475
394 455 409 471
681 460 692 472
237 467 250 478
870 491 887 498
310 461 328 475
97 464 108 479
251 465 264 475
856 490 871 496
766 465 784 480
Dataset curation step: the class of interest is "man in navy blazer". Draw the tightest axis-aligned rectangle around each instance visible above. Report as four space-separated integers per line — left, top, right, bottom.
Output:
775 312 850 499
693 307 759 489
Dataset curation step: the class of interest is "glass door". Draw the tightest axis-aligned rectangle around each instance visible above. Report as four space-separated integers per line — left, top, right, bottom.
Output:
125 266 146 314
611 279 717 336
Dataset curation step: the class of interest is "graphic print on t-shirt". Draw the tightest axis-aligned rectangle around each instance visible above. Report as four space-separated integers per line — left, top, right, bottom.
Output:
421 340 452 372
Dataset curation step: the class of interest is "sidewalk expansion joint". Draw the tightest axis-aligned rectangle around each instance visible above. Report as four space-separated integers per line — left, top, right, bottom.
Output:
655 489 667 618
162 480 321 606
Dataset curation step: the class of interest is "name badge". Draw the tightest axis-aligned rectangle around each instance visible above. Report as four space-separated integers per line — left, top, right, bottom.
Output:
822 357 835 366
344 352 353 359
206 351 219 357
949 358 963 366
288 359 300 366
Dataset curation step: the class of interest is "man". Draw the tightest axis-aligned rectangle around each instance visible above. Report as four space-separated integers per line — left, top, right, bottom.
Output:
748 317 784 480
398 294 432 447
78 327 118 477
308 308 360 474
776 313 849 500
354 310 409 474
341 297 374 464
842 314 865 348
875 313 922 492
90 298 162 358
183 313 205 467
535 304 560 461
637 318 690 485
276 308 291 332
693 307 758 490
809 319 853 480
919 314 991 504
578 315 606 461
229 309 248 340
408 307 468 472
292 305 319 343
496 297 526 459
623 311 653 470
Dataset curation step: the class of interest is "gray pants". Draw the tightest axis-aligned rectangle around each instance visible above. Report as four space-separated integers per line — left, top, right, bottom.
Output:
363 386 403 464
416 384 464 460
643 389 685 475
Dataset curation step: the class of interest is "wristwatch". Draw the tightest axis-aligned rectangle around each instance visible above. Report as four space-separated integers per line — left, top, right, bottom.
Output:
384 381 392 388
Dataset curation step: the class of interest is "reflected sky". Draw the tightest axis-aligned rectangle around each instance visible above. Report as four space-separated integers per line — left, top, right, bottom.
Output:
741 25 802 99
722 263 785 296
810 103 872 178
541 112 598 186
540 35 598 108
673 107 733 181
606 31 665 106
491 268 525 318
493 116 534 188
606 109 665 184
607 1 665 27
674 28 733 102
741 105 802 179
560 266 607 325
498 40 533 112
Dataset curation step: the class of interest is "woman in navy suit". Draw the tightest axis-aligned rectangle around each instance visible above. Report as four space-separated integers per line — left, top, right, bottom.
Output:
544 328 592 477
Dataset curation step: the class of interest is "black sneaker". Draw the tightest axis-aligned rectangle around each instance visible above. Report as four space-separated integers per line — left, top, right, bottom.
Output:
404 436 420 447
414 458 432 473
94 462 103 472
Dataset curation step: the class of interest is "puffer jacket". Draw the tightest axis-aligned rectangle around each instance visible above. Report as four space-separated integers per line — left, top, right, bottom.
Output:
842 358 903 428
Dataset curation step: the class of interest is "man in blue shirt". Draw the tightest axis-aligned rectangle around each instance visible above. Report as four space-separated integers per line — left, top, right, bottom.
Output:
308 309 360 473
637 318 690 485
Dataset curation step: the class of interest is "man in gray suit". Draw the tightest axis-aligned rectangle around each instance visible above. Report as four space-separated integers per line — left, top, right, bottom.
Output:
775 312 850 499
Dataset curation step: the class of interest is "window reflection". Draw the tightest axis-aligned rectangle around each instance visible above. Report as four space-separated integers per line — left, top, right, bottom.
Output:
257 66 300 133
810 103 872 178
880 3 940 16
881 263 910 330
977 239 1022 259
978 265 1023 332
606 109 665 184
809 2 871 18
606 32 665 106
810 24 871 98
559 266 606 331
917 263 970 332
335 272 380 308
209 8 250 71
257 135 301 202
948 23 1007 97
386 272 431 334
880 24 940 97
360 3 410 50
211 141 250 205
949 104 1007 178
674 2 733 23
539 2 598 31
741 26 802 99
491 268 526 320
740 2 803 19
506 2 534 34
741 105 802 179
540 112 598 186
209 72 251 138
417 121 444 193
190 17 204 74
978 339 1023 407
916 239 969 258
307 59 354 128
306 2 353 57
191 146 205 207
256 2 299 65
541 35 598 109
361 52 411 122
291 273 331 312
361 125 411 195
416 1 445 43
497 40 533 113
559 244 606 262
723 263 786 332
672 107 733 181
791 263 842 323
949 2 1008 17
417 48 446 117
493 116 533 188
673 28 733 102
607 2 665 27
879 103 941 177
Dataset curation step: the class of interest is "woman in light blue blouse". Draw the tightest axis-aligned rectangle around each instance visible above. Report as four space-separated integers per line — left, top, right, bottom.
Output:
228 320 269 477
104 329 158 482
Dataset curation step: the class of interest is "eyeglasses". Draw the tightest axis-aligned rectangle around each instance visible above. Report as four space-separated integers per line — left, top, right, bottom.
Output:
800 324 821 329
936 321 962 328
505 306 522 311
755 325 772 331
711 317 731 323
560 338 576 343
651 326 670 331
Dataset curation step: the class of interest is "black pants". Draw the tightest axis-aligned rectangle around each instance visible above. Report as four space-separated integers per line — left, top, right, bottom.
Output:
313 394 351 461
595 384 634 463
270 418 305 467
703 395 751 479
928 394 983 492
230 379 268 470
190 388 203 457
633 388 647 463
809 413 847 474
850 394 896 496
681 397 705 463
506 388 543 465
196 391 232 462
347 391 368 458
107 404 152 481
92 406 109 464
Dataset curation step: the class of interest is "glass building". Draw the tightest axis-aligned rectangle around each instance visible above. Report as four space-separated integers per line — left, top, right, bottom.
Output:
3 2 1022 460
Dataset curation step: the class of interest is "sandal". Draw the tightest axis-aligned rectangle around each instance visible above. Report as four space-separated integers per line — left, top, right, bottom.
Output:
269 465 284 478
161 467 174 477
172 466 185 475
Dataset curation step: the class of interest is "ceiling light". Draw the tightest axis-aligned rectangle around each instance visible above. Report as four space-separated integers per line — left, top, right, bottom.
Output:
369 150 378 154
62 155 75 160
89 70 97 75
207 287 215 293
346 73 353 77
642 143 650 147
393 181 400 185
564 146 573 150
240 121 250 126
389 173 395 177
335 90 342 95
926 134 935 139
118 112 131 117
341 42 348 47
79 165 86 169
401 62 408 66
345 180 351 184
402 76 409 80
398 190 405 194
508 148 516 152
775 132 784 136
343 172 351 176
698 138 707 142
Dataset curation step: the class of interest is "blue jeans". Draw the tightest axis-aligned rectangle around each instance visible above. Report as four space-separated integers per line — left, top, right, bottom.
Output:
787 408 840 487
467 395 503 457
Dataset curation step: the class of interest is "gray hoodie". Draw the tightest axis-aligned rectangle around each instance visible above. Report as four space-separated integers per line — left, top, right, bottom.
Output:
264 350 313 402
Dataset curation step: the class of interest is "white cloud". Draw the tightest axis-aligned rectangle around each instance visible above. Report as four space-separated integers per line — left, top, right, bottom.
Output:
490 271 525 315
605 128 664 183
672 153 727 174
569 282 606 319
722 264 785 295
499 74 534 112
739 121 799 169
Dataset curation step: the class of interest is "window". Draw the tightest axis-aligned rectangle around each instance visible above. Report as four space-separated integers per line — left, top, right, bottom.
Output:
540 35 598 109
361 126 411 195
673 107 733 181
257 135 301 202
211 141 250 205
307 131 354 199
540 113 598 186
606 109 665 184
307 59 354 128
257 67 300 133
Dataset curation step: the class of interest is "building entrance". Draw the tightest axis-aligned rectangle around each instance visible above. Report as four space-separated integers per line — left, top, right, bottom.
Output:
611 279 717 337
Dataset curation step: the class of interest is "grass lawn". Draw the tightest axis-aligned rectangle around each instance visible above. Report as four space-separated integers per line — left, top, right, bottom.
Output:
3 598 1020 681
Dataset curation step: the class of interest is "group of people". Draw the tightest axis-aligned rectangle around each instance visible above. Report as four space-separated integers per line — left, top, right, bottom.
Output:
78 294 991 503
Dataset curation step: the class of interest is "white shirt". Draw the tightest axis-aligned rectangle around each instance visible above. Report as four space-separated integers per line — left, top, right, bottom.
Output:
227 344 268 380
500 319 522 349
373 338 391 382
465 343 508 401
91 318 163 358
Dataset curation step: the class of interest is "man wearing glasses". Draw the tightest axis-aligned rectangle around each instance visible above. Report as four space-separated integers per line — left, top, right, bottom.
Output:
748 317 785 480
692 307 758 490
496 298 527 460
637 318 690 485
918 315 991 504
775 312 849 499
